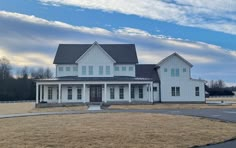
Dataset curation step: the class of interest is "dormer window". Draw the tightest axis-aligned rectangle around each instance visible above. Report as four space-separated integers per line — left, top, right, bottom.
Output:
82 66 86 75
106 66 110 75
66 67 70 71
89 66 93 75
122 66 126 71
58 67 63 72
129 66 133 71
99 66 103 75
115 66 119 71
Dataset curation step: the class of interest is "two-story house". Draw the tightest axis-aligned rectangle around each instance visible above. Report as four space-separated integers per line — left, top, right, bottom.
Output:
35 42 205 105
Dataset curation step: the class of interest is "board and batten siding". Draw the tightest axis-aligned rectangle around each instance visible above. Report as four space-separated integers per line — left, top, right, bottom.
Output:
158 55 205 102
56 64 78 77
113 64 135 77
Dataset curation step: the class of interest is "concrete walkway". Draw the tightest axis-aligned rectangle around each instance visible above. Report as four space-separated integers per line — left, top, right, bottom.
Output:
0 108 236 147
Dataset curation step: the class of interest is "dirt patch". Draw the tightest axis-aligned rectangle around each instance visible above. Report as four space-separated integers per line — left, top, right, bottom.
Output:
0 113 235 148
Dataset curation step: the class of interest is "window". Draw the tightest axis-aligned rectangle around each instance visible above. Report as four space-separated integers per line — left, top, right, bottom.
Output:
183 68 186 72
58 67 63 72
195 87 200 96
139 86 143 99
153 87 157 91
171 68 180 77
110 87 115 99
171 87 180 96
48 87 52 100
119 87 124 99
164 68 167 72
129 66 133 71
99 66 103 75
73 66 78 72
176 87 180 96
106 66 110 75
77 88 82 100
115 66 119 71
131 86 135 99
82 66 86 75
66 67 70 71
176 68 180 77
68 87 72 100
171 68 175 77
89 66 93 75
56 88 59 100
122 66 126 71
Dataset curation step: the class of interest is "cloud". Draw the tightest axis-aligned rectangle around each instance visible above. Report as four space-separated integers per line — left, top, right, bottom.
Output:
39 0 236 35
0 10 236 84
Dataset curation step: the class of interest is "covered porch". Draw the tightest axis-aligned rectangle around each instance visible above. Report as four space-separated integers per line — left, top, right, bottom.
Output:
36 81 155 104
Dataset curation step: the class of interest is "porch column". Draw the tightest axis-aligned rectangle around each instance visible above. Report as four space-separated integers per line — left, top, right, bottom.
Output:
150 82 153 103
40 85 43 103
58 84 61 103
128 83 131 102
83 83 86 103
104 83 107 103
36 83 39 104
148 84 150 102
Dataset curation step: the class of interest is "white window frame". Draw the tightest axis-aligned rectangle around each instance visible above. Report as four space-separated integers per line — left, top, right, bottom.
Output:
68 87 72 100
77 88 82 100
110 87 115 99
48 87 53 100
106 66 110 75
195 87 200 96
82 66 86 75
119 87 124 99
89 66 93 75
99 66 103 75
139 86 143 99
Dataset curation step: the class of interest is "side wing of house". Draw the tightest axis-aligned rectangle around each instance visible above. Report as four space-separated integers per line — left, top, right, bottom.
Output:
158 53 205 102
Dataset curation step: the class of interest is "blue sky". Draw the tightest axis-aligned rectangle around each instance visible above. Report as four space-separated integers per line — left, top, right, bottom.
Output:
0 0 235 86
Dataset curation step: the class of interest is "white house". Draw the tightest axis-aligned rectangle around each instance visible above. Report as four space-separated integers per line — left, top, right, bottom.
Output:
35 42 205 105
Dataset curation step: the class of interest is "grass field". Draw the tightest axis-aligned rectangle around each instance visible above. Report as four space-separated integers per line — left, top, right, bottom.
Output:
0 113 235 148
0 102 236 115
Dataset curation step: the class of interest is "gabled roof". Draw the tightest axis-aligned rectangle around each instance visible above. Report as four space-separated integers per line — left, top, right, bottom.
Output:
75 42 116 63
136 64 160 82
157 52 193 67
53 43 138 64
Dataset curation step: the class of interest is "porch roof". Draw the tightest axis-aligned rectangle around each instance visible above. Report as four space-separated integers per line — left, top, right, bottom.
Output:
35 76 154 82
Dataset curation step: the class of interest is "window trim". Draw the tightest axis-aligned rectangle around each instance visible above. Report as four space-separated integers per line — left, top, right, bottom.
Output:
88 66 93 75
77 88 82 100
122 66 126 71
131 86 135 99
99 66 103 75
114 66 119 71
195 87 200 96
106 66 110 75
58 67 63 72
82 66 86 75
119 87 124 99
48 87 53 100
66 67 70 72
110 87 115 99
171 86 180 96
139 86 143 99
73 66 78 72
68 87 72 100
129 66 133 71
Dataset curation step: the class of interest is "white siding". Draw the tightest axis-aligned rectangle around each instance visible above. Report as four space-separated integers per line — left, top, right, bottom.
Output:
114 64 135 77
56 64 78 77
158 55 205 102
77 44 115 77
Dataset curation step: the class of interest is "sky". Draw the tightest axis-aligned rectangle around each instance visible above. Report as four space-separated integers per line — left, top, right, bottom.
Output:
0 0 235 86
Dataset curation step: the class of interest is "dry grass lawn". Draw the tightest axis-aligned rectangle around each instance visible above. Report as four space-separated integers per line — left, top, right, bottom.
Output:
0 113 235 148
109 103 236 110
207 97 236 101
0 102 236 115
0 103 87 115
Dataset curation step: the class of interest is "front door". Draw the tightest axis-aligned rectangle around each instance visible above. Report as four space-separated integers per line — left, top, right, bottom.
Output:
90 85 102 102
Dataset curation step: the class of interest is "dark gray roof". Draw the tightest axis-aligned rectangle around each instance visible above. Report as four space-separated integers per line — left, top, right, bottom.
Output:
136 64 160 82
53 44 138 64
36 76 152 82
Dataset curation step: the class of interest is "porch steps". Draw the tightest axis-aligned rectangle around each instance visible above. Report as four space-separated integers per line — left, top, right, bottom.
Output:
87 102 103 111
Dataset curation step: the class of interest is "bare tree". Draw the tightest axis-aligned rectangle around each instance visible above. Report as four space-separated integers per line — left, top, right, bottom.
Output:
44 67 53 78
19 66 29 79
0 57 12 80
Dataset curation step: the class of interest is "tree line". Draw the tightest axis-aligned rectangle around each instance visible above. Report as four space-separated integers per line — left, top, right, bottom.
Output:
0 57 53 101
206 80 235 96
